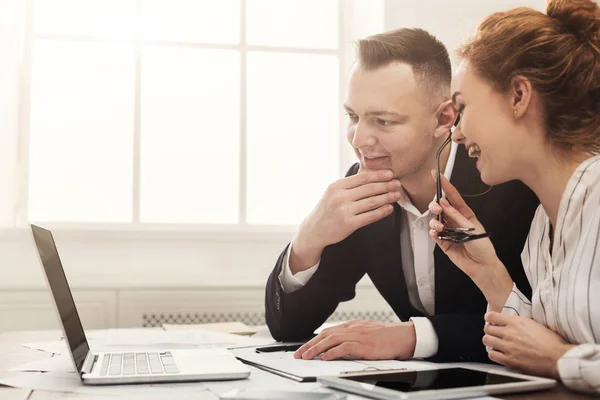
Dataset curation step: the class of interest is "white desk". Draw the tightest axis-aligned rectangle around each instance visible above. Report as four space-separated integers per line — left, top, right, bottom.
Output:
0 330 594 400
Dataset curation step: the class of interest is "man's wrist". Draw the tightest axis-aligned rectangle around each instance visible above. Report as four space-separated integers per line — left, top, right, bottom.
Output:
289 236 324 275
392 321 416 360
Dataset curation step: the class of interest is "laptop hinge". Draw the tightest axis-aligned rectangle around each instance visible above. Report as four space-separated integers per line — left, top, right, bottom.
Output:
81 352 98 375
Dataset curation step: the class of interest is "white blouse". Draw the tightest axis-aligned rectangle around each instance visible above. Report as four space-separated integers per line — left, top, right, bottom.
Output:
502 154 600 394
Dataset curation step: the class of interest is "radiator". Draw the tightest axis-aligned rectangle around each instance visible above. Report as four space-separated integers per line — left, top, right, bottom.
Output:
142 309 397 327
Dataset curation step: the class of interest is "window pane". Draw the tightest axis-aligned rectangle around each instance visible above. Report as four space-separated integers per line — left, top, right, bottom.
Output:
246 0 338 49
140 46 240 224
247 52 339 225
142 0 240 44
29 40 135 222
33 0 137 39
0 0 22 227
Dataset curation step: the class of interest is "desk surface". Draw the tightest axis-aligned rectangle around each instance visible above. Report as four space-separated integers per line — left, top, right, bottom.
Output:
0 330 596 400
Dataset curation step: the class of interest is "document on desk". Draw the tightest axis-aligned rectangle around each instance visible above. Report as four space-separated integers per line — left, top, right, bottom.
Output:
20 341 68 355
0 388 31 400
21 328 273 356
9 354 74 373
232 347 437 382
163 322 259 336
86 328 266 347
0 371 216 397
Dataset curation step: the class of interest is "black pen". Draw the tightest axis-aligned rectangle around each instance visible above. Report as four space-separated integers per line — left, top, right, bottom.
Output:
254 344 303 353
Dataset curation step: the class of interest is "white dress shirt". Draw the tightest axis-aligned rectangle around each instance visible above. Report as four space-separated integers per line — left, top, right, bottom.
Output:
499 154 600 394
279 142 458 359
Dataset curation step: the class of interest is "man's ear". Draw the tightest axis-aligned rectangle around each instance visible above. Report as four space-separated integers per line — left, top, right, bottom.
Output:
509 75 533 118
433 100 458 139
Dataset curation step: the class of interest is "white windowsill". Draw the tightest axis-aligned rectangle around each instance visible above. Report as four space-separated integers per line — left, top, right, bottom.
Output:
0 222 376 290
0 223 298 242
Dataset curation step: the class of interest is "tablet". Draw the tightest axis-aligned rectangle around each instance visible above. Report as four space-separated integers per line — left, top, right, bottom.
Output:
318 366 556 400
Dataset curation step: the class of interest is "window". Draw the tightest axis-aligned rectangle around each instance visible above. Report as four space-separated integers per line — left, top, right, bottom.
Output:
15 0 383 229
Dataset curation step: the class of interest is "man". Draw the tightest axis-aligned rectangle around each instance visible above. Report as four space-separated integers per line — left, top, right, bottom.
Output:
264 28 538 362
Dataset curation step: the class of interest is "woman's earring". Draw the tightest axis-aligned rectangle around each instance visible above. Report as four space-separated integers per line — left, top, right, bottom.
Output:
514 109 518 115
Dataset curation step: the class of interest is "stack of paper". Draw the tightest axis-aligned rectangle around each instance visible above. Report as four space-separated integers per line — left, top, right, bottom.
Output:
0 371 216 398
11 328 276 376
163 322 259 336
21 328 274 357
232 347 437 382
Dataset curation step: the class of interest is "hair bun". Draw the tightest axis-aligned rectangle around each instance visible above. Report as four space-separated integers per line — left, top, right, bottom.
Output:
547 0 600 44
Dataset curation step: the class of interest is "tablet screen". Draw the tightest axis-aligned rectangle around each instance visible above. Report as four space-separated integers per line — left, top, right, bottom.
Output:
343 368 528 392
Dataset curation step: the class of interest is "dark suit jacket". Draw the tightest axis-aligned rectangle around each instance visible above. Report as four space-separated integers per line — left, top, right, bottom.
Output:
265 145 539 362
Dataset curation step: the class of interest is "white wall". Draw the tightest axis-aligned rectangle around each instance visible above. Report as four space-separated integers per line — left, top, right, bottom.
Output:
385 0 546 67
0 0 24 226
0 227 291 330
0 227 293 289
0 227 395 331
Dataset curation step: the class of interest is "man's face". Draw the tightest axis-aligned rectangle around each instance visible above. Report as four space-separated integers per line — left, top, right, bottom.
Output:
345 62 441 181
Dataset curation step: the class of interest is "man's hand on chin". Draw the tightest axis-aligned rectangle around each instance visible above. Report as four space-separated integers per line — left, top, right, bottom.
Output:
293 320 417 361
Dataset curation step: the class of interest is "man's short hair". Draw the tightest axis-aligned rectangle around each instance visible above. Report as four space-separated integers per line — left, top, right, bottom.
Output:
357 28 451 100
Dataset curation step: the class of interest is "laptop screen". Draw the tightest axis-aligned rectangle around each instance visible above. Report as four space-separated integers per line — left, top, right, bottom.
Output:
31 224 90 374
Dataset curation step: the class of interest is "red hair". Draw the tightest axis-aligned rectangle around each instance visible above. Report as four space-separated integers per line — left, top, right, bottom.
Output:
458 0 600 153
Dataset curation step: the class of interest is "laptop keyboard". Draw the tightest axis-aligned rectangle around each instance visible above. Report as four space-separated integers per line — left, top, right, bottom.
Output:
99 352 180 376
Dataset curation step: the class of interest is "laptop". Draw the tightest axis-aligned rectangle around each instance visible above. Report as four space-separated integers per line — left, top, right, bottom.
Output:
30 224 251 385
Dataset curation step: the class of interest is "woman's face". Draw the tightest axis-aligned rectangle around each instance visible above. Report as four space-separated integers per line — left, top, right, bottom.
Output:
451 60 532 185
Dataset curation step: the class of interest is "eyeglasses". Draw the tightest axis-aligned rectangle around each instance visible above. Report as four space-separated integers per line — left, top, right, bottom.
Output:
435 115 491 244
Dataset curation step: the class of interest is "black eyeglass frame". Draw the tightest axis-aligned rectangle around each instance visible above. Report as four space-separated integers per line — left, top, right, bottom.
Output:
435 115 491 244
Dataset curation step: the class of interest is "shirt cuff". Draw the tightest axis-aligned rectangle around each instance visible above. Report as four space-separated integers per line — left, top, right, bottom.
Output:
499 283 532 317
278 242 320 293
557 344 600 394
410 317 439 358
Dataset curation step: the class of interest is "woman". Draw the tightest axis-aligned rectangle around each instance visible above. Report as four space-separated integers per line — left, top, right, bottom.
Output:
428 0 599 394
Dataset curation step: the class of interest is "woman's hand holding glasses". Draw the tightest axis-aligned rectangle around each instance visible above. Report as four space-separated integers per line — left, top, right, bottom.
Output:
428 173 516 310
428 171 501 282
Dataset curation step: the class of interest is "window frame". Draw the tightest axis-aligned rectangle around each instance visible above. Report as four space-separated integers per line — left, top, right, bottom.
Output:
16 0 378 235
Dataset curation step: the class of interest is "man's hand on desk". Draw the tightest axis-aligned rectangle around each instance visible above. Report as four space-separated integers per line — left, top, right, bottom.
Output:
290 170 401 274
293 320 416 361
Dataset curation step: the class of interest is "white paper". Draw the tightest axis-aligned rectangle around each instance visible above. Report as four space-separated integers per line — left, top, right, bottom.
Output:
314 321 346 334
9 354 74 373
250 321 346 343
86 328 251 346
21 341 68 355
21 340 208 356
15 329 274 376
232 348 437 379
21 328 273 356
0 388 32 400
248 326 277 342
218 388 347 399
0 371 215 397
202 364 316 396
163 322 258 335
